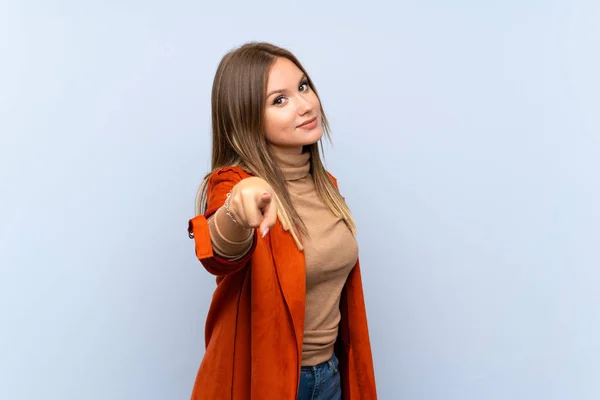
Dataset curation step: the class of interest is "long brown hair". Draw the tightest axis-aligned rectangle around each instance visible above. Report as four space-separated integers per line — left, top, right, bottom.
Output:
196 42 356 249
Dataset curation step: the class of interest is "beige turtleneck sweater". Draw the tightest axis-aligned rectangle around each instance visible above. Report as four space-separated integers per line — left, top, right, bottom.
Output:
207 150 358 366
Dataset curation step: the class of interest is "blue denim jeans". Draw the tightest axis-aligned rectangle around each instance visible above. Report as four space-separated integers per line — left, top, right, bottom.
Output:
297 353 342 400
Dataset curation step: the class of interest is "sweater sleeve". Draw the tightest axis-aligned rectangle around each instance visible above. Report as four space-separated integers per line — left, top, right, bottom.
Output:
187 167 257 276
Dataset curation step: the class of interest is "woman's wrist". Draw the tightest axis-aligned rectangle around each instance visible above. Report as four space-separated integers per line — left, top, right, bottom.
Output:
223 192 238 224
215 202 252 242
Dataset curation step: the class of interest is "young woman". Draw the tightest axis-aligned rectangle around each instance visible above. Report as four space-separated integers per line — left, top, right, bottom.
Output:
187 42 377 400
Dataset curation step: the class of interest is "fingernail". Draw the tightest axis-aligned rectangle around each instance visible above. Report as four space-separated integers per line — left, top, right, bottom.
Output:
261 227 270 238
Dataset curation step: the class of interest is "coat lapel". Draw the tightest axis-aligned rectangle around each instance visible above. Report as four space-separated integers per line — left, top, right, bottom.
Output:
269 220 306 364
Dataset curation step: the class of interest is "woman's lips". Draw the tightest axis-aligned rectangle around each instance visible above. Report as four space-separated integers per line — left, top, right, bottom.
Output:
298 117 317 130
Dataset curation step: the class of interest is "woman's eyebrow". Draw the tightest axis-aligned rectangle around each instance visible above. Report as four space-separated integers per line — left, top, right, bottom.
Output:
267 74 307 98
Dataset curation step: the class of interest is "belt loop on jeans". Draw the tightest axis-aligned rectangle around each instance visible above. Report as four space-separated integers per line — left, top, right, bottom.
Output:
327 358 335 372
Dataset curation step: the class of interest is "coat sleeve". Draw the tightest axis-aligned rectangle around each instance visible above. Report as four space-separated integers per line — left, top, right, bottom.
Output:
187 167 257 276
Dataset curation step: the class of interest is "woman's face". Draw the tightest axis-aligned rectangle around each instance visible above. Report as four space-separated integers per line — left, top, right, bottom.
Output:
263 57 323 154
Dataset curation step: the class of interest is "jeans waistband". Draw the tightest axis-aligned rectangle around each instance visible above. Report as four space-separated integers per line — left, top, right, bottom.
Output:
300 352 337 371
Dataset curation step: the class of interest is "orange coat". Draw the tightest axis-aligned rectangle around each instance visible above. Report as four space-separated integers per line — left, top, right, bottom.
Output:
187 167 377 399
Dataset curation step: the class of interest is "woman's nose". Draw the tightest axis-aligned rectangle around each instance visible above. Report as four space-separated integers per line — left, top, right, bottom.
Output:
296 95 312 115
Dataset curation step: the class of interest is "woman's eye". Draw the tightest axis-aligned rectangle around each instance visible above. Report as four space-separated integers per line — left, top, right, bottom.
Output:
299 81 310 92
273 96 286 105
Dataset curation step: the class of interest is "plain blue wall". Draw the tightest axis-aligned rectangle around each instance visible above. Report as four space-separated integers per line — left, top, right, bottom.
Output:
1 1 599 399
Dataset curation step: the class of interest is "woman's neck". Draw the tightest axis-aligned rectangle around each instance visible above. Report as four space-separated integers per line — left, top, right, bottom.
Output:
270 145 311 181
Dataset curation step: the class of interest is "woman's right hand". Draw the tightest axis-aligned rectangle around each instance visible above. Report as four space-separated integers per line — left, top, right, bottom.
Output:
225 177 278 237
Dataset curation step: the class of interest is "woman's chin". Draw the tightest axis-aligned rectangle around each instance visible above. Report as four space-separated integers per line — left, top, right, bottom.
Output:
300 126 324 145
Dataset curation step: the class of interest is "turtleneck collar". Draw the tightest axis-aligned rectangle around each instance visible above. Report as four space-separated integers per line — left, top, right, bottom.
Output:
270 146 311 181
